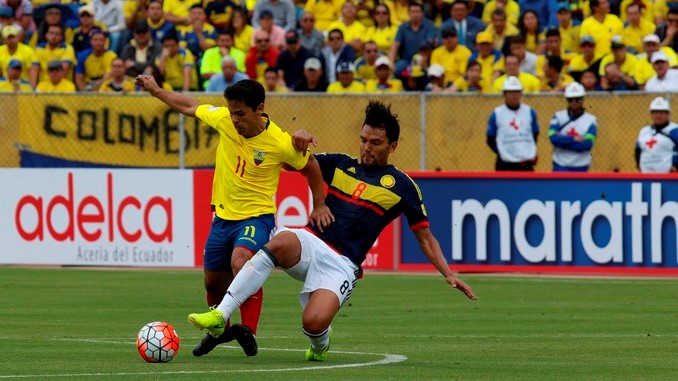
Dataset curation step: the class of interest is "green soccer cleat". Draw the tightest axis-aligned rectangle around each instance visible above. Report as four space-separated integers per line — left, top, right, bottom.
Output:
188 307 225 338
305 329 332 362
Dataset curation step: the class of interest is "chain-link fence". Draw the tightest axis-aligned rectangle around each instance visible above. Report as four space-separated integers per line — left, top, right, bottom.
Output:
0 92 666 172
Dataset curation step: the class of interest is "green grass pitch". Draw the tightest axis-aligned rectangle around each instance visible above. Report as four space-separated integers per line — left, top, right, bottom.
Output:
1 267 677 380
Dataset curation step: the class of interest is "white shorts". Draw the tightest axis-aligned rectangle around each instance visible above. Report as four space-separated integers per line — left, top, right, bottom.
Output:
274 227 359 308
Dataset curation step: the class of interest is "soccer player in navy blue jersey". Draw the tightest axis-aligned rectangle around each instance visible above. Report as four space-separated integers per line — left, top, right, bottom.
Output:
188 100 477 361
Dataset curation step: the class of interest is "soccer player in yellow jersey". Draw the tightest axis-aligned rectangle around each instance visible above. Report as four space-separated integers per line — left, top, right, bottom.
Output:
135 75 333 358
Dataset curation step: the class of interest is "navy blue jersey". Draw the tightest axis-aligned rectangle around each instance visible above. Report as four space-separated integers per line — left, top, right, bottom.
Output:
308 153 429 267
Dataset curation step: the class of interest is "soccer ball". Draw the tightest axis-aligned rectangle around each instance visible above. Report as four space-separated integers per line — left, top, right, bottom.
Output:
136 321 180 363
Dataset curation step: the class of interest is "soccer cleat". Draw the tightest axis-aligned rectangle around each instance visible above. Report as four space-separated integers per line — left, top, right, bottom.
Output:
305 329 332 362
192 330 234 357
231 324 258 357
188 307 225 337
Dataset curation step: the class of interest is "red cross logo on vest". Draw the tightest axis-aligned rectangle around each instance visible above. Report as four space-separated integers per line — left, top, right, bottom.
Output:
510 118 520 130
646 137 658 149
567 127 579 137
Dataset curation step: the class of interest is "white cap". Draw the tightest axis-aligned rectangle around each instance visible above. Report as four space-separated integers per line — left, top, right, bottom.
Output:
564 82 585 98
650 96 670 111
643 34 660 44
427 64 445 78
304 57 322 70
501 76 523 91
375 56 390 68
651 51 669 63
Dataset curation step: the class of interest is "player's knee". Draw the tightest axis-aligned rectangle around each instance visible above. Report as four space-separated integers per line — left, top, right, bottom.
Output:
301 314 330 335
263 232 300 267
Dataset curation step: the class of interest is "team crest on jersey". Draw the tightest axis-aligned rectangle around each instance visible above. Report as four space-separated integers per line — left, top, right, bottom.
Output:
380 174 395 188
347 167 356 173
253 150 267 166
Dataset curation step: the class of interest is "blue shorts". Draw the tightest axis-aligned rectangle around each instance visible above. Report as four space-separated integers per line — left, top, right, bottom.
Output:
203 214 275 271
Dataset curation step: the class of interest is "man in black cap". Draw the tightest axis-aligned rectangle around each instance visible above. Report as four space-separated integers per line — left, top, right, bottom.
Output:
120 20 163 77
275 29 318 89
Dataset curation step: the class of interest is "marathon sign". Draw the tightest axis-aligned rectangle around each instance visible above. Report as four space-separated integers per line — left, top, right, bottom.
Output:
400 173 678 275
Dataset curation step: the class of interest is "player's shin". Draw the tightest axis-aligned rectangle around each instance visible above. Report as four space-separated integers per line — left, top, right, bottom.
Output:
216 249 276 317
239 287 264 334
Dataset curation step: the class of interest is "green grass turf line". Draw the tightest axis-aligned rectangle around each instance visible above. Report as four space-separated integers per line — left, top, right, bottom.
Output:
1 268 677 380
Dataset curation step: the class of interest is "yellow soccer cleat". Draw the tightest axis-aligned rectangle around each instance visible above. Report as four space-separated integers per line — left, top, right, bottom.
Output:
305 329 332 362
188 307 225 338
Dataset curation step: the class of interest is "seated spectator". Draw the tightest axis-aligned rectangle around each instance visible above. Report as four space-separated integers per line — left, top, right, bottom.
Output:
621 3 656 55
0 25 34 82
120 21 163 77
162 0 199 26
253 9 286 51
644 51 678 92
30 24 76 88
178 5 216 60
29 4 73 49
263 66 288 92
425 0 452 28
327 1 366 53
146 0 176 44
598 35 650 85
75 29 117 91
35 59 76 92
655 8 678 53
426 63 454 91
482 0 520 26
599 61 638 91
200 29 245 89
293 57 328 91
469 31 503 91
363 3 397 54
0 5 23 41
137 63 174 91
252 0 296 32
492 53 540 92
579 69 602 91
204 0 239 30
451 60 484 92
355 0 377 28
0 0 34 44
229 8 254 54
508 34 537 76
276 29 315 89
327 61 365 92
389 2 435 78
72 5 109 54
535 28 575 79
540 55 574 91
354 40 381 82
0 58 32 91
302 0 341 32
320 28 356 83
517 9 544 54
552 3 581 55
245 29 280 83
156 32 197 91
437 0 485 52
619 0 656 26
401 63 426 91
431 27 471 84
92 0 126 54
364 55 404 92
636 34 678 68
579 0 623 57
205 55 247 92
298 11 324 56
384 0 411 27
99 57 136 92
483 8 518 53
568 35 603 82
411 39 434 74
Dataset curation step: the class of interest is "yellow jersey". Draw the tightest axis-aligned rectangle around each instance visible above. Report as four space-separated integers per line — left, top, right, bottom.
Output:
364 78 404 92
163 0 201 19
0 43 35 82
492 72 540 93
156 48 197 90
99 76 137 92
326 20 367 44
430 44 472 83
327 80 366 93
559 24 581 54
482 0 521 25
0 78 33 92
33 42 77 83
304 0 343 31
362 25 398 53
75 50 117 85
36 79 77 92
234 26 254 53
622 19 657 54
195 104 310 220
580 14 624 56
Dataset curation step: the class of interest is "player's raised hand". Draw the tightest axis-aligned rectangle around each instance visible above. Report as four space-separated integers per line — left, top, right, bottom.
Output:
446 274 477 301
308 202 334 232
292 130 318 156
135 75 160 94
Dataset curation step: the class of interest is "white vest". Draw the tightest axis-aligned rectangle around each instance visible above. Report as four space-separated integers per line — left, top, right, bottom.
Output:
637 123 678 173
493 104 537 163
550 110 597 167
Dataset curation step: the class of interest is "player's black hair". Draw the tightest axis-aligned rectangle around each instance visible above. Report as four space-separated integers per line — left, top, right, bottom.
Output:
364 100 400 143
224 79 266 110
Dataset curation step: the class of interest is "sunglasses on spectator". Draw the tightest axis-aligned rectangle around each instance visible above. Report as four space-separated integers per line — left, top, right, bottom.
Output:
567 97 583 103
669 18 678 23
364 49 378 53
256 38 270 43
302 17 314 21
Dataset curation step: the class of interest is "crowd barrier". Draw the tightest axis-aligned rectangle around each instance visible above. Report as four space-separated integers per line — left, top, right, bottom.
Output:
0 92 670 172
1 168 675 276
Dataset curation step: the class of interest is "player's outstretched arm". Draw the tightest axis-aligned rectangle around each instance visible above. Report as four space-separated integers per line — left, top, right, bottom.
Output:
413 227 477 301
291 129 318 156
135 75 199 118
299 154 334 232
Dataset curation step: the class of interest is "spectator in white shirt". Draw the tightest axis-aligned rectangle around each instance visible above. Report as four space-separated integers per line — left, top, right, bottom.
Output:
645 51 678 92
92 0 126 54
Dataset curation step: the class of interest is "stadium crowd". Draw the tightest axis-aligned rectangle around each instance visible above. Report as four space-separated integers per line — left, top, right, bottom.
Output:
2 0 678 93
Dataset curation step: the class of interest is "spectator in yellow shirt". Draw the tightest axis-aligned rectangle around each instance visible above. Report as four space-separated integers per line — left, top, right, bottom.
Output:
74 29 118 91
364 56 404 92
470 31 504 92
430 27 472 83
327 1 366 54
637 34 678 67
229 8 254 54
30 24 76 88
622 3 657 54
36 59 76 92
99 57 136 92
156 32 197 91
492 53 540 92
426 63 454 92
580 0 623 56
0 59 33 92
540 55 574 91
554 4 581 55
597 35 648 85
451 60 484 92
163 0 201 26
354 40 381 82
384 0 410 27
263 67 288 92
568 35 603 81
303 0 342 31
482 0 520 26
484 8 519 52
327 61 365 92
362 4 397 53
0 25 34 82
